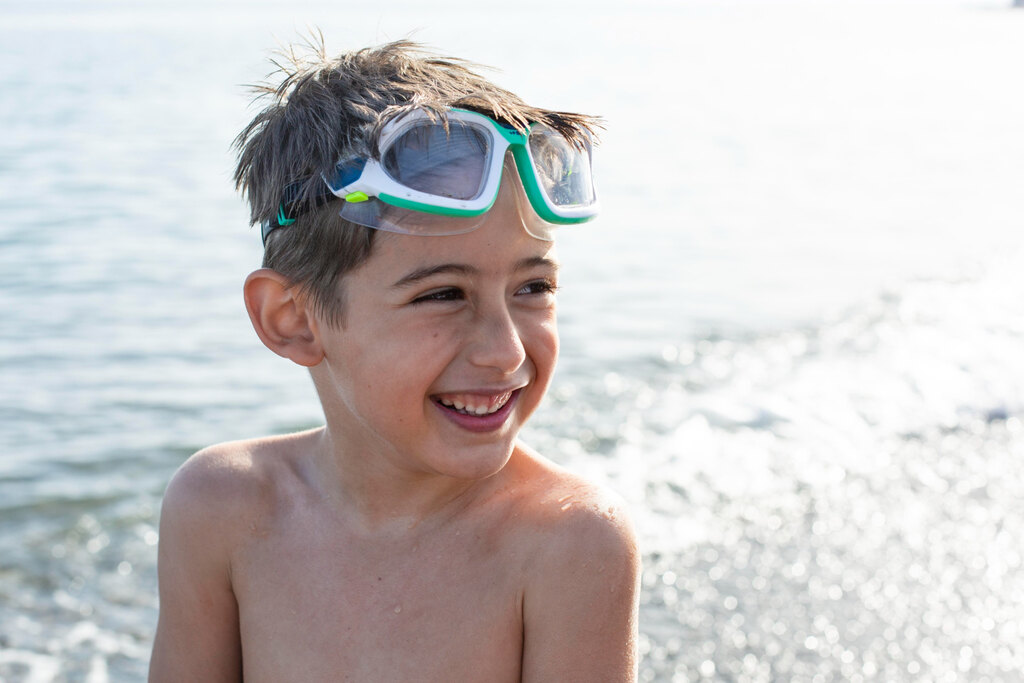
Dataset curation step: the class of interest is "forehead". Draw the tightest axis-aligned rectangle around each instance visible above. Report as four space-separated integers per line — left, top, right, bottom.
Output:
365 213 558 280
353 170 559 279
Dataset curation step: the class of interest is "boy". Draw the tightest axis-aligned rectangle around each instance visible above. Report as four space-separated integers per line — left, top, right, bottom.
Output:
150 39 639 682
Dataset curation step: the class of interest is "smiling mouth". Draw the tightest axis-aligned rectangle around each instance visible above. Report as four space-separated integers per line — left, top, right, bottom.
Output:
433 390 516 416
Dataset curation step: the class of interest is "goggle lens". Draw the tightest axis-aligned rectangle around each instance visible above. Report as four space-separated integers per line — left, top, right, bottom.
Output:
527 123 596 209
382 120 492 201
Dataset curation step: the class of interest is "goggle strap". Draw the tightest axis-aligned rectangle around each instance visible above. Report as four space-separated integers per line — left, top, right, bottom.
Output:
261 179 336 245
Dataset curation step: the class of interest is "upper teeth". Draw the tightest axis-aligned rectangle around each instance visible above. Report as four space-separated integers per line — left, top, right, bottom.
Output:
438 392 512 416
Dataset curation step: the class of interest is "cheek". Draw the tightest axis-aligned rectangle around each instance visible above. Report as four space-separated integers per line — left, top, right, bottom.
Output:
544 320 560 359
528 317 560 376
516 322 558 422
347 326 459 389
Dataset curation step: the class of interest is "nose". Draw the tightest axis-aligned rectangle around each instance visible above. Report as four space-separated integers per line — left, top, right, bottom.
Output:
466 301 527 375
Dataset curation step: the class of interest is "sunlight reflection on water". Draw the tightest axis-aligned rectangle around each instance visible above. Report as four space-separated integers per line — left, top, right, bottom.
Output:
2 1 1023 680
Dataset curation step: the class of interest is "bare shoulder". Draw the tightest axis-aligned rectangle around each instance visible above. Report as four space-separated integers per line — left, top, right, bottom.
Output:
162 429 318 524
159 444 254 551
150 430 320 682
165 438 259 510
508 445 640 682
507 445 638 562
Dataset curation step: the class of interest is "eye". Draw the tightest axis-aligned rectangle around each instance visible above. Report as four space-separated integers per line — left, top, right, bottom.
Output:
411 287 465 304
516 279 559 296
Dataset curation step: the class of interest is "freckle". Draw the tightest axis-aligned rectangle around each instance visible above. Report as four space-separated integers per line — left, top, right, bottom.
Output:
377 577 382 581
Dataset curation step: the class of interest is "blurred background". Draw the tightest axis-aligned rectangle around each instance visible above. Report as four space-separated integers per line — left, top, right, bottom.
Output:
1 0 1022 680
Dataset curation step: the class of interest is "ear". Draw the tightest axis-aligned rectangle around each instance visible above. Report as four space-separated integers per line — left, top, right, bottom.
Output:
243 269 324 367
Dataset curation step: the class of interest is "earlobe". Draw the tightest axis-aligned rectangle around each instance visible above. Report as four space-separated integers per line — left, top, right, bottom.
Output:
243 269 324 367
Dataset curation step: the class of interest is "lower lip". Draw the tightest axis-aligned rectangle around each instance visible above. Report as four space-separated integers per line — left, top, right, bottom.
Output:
432 390 521 433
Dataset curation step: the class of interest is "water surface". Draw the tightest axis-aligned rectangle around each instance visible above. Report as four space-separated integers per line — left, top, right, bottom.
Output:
1 1 1023 680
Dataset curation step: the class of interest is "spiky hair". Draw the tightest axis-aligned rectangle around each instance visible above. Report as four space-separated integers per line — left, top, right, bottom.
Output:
231 36 600 327
233 36 601 227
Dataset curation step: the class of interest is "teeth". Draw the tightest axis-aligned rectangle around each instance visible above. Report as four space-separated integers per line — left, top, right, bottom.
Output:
437 391 513 416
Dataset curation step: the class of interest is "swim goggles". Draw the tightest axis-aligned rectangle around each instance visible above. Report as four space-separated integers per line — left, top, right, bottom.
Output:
261 108 598 244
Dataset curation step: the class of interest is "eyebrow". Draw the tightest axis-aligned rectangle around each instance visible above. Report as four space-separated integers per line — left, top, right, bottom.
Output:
516 256 560 274
391 263 477 289
391 257 559 289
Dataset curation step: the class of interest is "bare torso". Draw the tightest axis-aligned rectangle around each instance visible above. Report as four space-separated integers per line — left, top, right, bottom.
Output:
150 429 638 682
234 443 527 680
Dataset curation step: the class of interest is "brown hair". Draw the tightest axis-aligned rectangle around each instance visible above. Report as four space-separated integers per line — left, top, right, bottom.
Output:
233 36 599 326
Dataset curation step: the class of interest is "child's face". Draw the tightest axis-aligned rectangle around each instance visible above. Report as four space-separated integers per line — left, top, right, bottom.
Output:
312 171 559 480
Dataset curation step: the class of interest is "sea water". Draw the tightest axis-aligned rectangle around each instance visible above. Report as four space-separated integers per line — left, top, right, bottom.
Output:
1 1 1022 680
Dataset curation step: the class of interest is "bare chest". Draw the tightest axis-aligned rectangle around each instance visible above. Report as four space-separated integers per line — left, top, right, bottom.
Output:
231 517 525 682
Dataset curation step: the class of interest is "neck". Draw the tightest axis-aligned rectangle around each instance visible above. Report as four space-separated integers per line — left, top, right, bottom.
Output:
305 425 492 535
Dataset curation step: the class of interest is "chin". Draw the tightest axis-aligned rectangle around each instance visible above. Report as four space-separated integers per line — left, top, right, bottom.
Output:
435 440 518 481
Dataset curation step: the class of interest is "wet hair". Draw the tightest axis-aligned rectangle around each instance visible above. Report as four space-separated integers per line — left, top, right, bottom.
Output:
232 36 600 326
